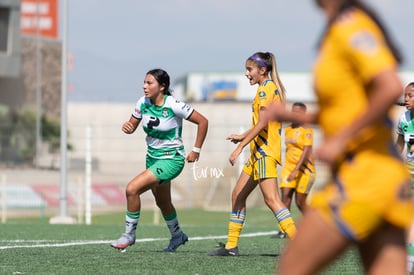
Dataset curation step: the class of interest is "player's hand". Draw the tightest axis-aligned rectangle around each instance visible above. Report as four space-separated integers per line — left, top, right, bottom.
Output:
287 170 298 181
315 135 346 165
122 121 135 134
229 146 242 166
186 151 199 163
227 134 243 144
266 102 286 121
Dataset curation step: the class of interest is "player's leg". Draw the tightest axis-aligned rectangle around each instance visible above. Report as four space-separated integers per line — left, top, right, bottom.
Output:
277 207 350 275
407 222 414 274
275 168 296 238
152 183 188 252
358 223 407 275
149 154 186 252
407 172 414 274
295 170 315 213
279 167 295 210
294 192 308 213
111 169 160 250
256 157 296 239
208 171 256 256
259 177 296 239
281 187 294 210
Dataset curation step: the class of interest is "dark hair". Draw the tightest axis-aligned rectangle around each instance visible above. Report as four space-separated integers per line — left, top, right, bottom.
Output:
247 52 287 102
146 68 172 95
408 82 414 88
292 102 307 110
247 52 273 72
317 0 403 65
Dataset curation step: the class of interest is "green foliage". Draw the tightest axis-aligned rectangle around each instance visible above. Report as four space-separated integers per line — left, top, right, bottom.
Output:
0 107 70 164
41 114 62 152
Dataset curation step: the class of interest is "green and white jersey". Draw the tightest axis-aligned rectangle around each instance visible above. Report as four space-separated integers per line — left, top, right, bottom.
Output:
132 95 194 159
397 110 414 164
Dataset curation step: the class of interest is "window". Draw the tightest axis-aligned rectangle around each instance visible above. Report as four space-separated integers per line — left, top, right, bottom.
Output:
0 7 10 52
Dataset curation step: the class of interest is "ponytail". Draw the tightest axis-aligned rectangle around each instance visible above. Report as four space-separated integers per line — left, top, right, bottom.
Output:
247 52 287 103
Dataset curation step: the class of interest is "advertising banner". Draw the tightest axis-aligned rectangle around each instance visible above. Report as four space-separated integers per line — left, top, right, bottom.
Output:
21 0 58 39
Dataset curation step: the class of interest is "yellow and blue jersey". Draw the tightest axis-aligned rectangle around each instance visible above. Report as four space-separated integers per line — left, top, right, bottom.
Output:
313 7 397 154
311 7 413 241
249 79 282 164
284 125 315 173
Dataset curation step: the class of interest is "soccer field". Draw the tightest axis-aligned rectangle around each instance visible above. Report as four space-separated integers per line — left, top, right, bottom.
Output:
0 208 363 275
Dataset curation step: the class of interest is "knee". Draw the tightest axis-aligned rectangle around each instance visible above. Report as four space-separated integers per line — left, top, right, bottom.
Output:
263 195 279 208
281 195 289 205
125 184 138 197
295 198 306 212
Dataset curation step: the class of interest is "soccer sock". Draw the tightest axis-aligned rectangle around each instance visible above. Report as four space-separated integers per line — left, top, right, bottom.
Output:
225 211 246 249
164 210 182 237
274 208 296 240
125 210 140 235
407 243 414 273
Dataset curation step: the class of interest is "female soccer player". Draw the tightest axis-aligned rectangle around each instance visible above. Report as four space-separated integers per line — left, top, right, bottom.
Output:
280 102 315 212
274 102 315 239
268 1 414 274
396 82 414 273
208 52 296 257
111 68 208 252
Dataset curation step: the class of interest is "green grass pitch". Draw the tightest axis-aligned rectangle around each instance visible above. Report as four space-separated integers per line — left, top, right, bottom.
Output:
0 208 363 274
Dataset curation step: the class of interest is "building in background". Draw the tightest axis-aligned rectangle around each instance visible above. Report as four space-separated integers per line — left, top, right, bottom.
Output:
0 0 62 164
173 71 414 104
0 0 20 78
173 72 316 103
0 0 60 115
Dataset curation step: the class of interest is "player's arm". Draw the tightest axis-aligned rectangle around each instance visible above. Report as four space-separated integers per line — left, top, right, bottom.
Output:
395 134 405 155
227 128 254 144
186 110 209 162
266 102 317 125
288 145 312 181
229 106 268 166
317 69 403 164
122 115 141 134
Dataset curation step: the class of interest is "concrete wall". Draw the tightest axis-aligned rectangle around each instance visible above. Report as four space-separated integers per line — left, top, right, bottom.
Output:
65 101 329 209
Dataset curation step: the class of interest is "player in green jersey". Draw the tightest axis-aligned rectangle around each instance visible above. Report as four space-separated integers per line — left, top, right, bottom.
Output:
111 69 208 252
396 82 414 273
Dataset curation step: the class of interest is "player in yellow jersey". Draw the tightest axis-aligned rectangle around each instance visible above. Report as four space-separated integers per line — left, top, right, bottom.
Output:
274 102 315 239
208 52 296 256
280 102 315 212
268 1 414 274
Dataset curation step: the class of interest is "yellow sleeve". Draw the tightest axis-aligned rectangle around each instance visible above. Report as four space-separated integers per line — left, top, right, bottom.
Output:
335 11 397 83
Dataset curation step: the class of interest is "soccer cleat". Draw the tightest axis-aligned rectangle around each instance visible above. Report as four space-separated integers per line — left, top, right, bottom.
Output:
110 233 135 250
271 231 287 239
163 232 188 252
208 242 239 256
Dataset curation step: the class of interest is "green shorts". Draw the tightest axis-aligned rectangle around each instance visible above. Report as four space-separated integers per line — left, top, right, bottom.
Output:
146 154 185 185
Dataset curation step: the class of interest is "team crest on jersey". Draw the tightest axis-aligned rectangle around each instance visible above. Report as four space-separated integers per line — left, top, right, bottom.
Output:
259 91 266 99
162 107 169 118
350 31 378 54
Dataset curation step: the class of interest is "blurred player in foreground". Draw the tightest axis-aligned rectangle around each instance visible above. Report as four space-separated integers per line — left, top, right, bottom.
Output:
269 0 414 274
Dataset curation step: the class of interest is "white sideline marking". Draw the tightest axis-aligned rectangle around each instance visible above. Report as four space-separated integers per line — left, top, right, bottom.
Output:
0 230 278 250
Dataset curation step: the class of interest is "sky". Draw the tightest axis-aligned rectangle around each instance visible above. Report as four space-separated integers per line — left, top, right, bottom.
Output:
63 0 414 102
